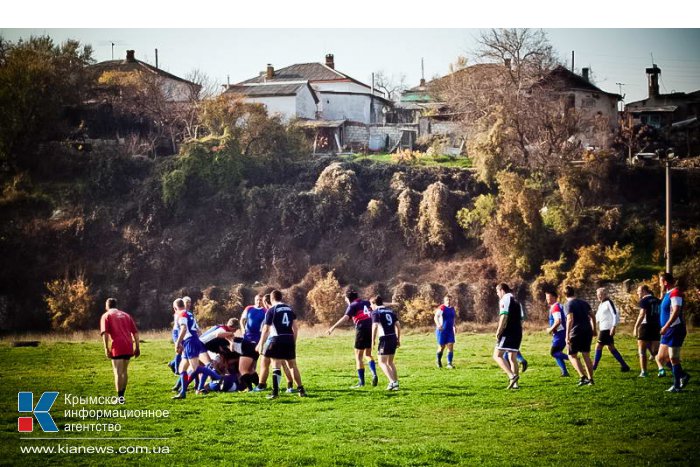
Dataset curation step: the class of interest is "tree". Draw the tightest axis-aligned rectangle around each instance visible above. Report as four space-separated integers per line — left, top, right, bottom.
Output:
0 35 94 170
373 70 407 101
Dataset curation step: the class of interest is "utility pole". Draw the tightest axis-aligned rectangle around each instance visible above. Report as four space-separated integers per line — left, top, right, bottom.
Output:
111 42 115 60
615 82 625 112
658 148 676 273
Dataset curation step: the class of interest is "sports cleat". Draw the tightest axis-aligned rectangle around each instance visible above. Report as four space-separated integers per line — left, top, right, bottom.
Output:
266 392 279 400
195 389 208 395
621 366 631 373
587 379 595 386
680 373 691 389
639 371 648 378
252 385 267 392
350 383 366 389
521 360 528 373
285 387 297 394
511 382 519 389
446 364 455 369
507 374 520 389
371 375 378 387
298 388 307 398
167 361 177 374
666 386 681 393
561 372 570 377
391 382 399 391
171 393 186 400
577 377 590 387
658 368 667 377
436 361 442 369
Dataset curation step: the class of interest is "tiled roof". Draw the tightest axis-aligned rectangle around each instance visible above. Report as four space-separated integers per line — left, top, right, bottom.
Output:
238 62 372 91
224 82 320 103
88 59 197 86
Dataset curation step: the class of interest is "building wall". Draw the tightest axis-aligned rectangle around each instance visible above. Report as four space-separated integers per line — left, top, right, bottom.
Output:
161 80 193 103
318 93 388 124
295 87 318 120
572 90 620 148
243 95 298 121
344 123 417 151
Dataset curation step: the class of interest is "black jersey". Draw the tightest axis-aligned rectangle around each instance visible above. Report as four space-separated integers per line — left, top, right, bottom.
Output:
639 295 661 332
372 307 398 337
264 303 296 337
565 298 593 338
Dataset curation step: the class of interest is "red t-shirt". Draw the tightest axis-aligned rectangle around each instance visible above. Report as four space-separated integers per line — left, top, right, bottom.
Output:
100 309 138 357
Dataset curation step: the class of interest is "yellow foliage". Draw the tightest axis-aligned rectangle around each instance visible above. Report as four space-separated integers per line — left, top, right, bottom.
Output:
306 271 345 324
44 275 94 331
400 296 435 327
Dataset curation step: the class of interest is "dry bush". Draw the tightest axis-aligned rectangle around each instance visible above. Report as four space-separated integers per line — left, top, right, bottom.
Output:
299 264 332 290
392 282 418 304
389 171 409 194
417 182 454 255
362 282 390 303
418 282 447 306
195 285 228 326
565 242 634 288
313 162 358 206
472 279 497 323
397 188 420 245
530 253 567 301
225 283 253 316
44 274 95 331
400 296 435 327
361 199 390 227
306 271 345 324
283 284 310 321
449 282 472 321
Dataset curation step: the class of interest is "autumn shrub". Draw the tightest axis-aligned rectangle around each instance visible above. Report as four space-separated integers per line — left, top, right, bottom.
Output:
417 181 455 255
468 117 506 187
362 199 390 227
306 271 345 324
472 279 497 323
400 296 435 327
44 275 95 331
195 285 229 326
284 284 309 321
456 193 496 239
449 282 472 321
530 254 568 300
419 283 447 306
397 188 420 245
313 163 359 229
565 242 634 288
600 242 634 281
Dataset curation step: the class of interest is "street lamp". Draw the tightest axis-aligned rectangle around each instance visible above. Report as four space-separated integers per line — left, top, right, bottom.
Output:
656 148 676 273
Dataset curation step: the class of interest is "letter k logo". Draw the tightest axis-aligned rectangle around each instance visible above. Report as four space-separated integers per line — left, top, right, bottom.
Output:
18 392 59 432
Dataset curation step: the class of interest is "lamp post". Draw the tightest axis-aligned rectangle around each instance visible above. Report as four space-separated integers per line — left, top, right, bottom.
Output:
657 148 676 273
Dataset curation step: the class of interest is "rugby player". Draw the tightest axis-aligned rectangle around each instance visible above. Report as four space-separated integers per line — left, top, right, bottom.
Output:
371 296 401 390
328 288 379 388
434 294 456 369
564 286 596 386
493 284 523 389
633 285 662 377
256 290 306 399
100 298 140 400
544 290 569 377
657 272 690 392
593 287 630 372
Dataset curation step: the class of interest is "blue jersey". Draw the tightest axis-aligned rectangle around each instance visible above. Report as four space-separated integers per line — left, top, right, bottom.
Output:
660 288 684 329
177 310 200 341
243 306 266 343
437 305 456 330
372 307 398 336
548 303 566 333
264 303 296 337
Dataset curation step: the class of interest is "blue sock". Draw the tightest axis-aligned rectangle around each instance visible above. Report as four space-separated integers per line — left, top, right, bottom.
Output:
555 357 568 374
447 351 454 365
593 349 602 369
178 370 194 397
672 364 683 389
666 362 673 369
610 349 629 368
516 352 525 363
357 368 365 385
368 360 377 377
437 351 443 366
552 351 569 361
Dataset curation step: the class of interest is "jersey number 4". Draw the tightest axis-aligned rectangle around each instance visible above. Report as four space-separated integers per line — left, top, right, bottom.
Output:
281 312 290 326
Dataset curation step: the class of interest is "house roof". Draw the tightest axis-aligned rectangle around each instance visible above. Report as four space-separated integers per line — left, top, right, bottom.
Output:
534 66 621 98
224 82 320 103
237 62 380 94
88 56 198 86
628 105 679 113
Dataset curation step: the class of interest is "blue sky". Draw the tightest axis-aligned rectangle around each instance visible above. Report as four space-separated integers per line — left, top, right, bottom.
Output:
2 28 699 103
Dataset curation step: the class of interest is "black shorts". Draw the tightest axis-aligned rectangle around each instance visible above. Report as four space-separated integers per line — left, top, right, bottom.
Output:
638 324 661 342
205 337 234 356
263 336 296 360
597 330 615 346
378 335 398 356
110 354 132 360
233 339 260 360
355 321 372 350
569 334 593 354
496 333 522 352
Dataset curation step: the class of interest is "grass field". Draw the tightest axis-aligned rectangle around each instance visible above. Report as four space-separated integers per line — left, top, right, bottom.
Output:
343 153 474 169
1 329 699 466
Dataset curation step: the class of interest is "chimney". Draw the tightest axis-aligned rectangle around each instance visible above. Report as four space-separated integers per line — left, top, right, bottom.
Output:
646 64 661 99
582 67 589 82
504 57 511 69
126 50 136 62
266 64 274 80
325 53 335 69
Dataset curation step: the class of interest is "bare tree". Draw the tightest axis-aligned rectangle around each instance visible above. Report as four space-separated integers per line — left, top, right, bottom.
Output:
373 70 407 101
178 69 218 140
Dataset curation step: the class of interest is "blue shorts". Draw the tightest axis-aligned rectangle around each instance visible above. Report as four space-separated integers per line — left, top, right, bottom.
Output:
552 331 566 349
436 328 455 346
183 337 206 359
661 325 686 348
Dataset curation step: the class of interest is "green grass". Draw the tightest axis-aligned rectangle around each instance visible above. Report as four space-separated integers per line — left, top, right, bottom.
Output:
1 330 699 466
344 153 473 169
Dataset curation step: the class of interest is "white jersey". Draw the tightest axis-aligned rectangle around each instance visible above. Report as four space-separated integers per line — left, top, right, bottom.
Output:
596 299 620 331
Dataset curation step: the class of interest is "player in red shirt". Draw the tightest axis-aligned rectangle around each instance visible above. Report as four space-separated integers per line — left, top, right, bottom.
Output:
100 298 140 400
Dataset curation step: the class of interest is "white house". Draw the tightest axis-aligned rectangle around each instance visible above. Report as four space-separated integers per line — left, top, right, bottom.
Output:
224 54 391 124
